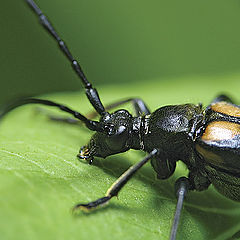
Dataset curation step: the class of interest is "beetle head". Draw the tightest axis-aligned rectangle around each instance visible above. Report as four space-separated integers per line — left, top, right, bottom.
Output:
78 110 132 163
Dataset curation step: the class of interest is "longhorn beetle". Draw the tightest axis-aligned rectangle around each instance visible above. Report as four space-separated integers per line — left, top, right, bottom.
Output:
1 1 240 240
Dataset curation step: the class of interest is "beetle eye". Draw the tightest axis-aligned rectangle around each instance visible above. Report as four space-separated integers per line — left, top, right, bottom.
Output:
106 125 128 151
108 125 126 136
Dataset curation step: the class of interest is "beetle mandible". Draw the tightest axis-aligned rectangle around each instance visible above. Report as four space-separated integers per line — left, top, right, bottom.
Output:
1 1 240 240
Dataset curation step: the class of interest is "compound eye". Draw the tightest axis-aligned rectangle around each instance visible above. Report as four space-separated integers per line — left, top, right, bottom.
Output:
106 125 128 151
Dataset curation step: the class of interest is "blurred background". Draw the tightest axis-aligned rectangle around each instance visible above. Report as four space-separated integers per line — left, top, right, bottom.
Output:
1 0 240 103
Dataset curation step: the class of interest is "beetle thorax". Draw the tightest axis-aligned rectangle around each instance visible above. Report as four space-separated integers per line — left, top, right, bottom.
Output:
141 104 204 158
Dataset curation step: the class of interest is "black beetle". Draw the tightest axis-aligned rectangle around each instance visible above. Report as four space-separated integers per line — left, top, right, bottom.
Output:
1 1 240 240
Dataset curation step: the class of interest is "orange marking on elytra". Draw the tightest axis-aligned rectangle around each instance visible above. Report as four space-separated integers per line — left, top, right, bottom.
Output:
211 102 240 117
201 121 240 141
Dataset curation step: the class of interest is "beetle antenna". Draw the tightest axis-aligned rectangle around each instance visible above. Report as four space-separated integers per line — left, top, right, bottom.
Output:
0 98 103 132
25 0 106 116
170 177 190 240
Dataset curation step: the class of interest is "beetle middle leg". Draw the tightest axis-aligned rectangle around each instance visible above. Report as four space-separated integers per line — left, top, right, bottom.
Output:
87 97 151 118
73 149 158 212
170 177 190 240
41 97 151 124
169 168 211 240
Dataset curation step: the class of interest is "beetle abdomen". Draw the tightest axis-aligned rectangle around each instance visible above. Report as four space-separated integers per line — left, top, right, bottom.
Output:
204 164 240 201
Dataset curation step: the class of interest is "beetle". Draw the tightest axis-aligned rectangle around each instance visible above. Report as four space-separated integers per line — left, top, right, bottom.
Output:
1 1 240 240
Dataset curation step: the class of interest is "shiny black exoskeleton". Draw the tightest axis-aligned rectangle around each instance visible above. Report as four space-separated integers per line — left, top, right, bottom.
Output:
82 104 205 181
1 1 240 240
79 98 240 203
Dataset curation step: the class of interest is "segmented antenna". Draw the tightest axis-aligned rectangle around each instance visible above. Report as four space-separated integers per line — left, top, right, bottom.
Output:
0 98 103 132
25 0 106 115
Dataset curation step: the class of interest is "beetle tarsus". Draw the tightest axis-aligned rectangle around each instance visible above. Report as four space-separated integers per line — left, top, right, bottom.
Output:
73 196 111 212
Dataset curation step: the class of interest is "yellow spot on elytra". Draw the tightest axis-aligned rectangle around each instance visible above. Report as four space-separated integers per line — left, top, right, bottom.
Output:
211 102 240 117
201 121 240 141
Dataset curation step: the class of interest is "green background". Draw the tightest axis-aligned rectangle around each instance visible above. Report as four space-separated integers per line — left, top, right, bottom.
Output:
1 1 240 240
1 0 240 102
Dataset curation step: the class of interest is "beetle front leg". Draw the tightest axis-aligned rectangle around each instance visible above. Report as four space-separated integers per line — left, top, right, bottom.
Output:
73 149 158 212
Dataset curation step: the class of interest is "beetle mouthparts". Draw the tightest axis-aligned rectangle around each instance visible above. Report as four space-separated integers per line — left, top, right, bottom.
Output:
77 145 94 164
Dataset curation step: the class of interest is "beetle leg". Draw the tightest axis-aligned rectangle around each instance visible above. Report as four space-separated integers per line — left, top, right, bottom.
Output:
150 150 176 180
170 177 190 240
131 98 151 116
47 116 79 124
85 98 151 119
33 107 80 125
36 97 150 124
73 149 158 212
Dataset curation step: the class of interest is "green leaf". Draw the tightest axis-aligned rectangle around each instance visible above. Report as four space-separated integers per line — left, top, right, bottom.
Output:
1 75 240 240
